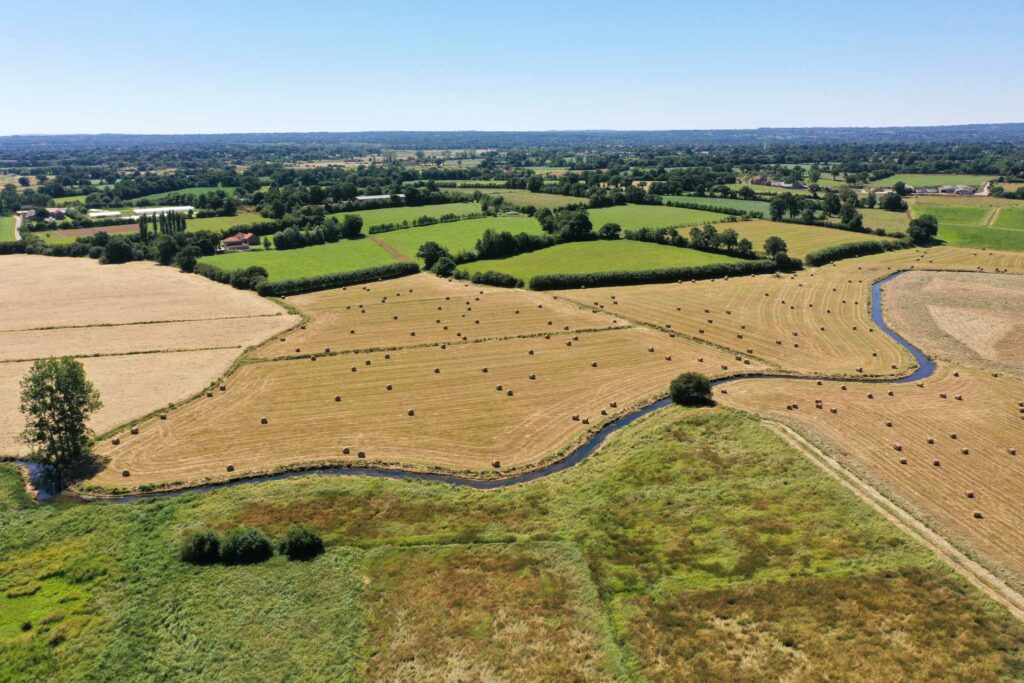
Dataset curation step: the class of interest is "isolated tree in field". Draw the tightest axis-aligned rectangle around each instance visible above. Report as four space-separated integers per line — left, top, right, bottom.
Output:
341 214 363 239
598 222 621 239
763 235 788 257
19 357 102 492
907 214 939 245
416 241 451 269
670 372 713 407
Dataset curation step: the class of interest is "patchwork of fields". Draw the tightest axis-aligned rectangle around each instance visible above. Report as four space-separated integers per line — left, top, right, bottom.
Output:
0 256 297 456
588 203 727 230
328 202 477 227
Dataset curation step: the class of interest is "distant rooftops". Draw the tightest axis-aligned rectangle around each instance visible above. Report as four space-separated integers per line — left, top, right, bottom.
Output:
355 194 404 202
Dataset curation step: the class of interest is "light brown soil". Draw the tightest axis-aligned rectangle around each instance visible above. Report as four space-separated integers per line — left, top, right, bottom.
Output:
883 270 1024 375
49 224 139 238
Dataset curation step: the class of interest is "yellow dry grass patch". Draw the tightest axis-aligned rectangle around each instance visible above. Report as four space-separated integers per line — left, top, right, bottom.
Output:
0 255 297 455
719 366 1024 580
558 247 1024 378
256 273 619 359
91 327 766 487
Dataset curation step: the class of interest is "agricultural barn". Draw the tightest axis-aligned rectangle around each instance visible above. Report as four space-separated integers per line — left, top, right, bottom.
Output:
88 210 123 218
771 180 807 189
36 207 66 219
355 193 405 202
750 174 769 185
222 232 257 250
135 205 194 215
939 184 975 195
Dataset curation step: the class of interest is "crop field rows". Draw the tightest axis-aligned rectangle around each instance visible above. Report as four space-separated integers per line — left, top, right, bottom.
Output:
91 273 768 488
0 256 298 456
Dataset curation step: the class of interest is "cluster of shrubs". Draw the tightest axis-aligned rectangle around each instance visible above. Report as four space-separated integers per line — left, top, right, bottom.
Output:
180 526 325 565
193 262 270 290
462 270 524 288
529 259 777 290
270 215 363 250
803 238 915 267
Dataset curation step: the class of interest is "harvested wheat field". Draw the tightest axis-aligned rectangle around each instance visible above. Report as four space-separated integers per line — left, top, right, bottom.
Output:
255 273 621 359
558 246 1024 378
91 326 767 488
883 270 1024 374
0 255 298 455
720 365 1024 584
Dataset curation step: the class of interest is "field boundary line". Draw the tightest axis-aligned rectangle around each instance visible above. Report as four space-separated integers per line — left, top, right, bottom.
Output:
2 312 289 333
0 345 245 364
984 207 999 227
764 420 1024 622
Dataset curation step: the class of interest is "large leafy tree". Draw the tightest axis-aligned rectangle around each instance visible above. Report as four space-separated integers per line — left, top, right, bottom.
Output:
19 357 102 491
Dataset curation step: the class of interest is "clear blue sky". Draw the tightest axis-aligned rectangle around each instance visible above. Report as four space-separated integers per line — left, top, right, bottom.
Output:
4 0 1022 135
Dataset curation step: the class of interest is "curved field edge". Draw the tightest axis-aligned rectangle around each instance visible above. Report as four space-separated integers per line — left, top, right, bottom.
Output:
2 407 1023 680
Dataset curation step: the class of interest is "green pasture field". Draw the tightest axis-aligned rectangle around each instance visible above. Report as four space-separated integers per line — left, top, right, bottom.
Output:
588 203 727 231
186 212 270 234
726 183 814 197
467 239 742 281
444 187 586 209
860 208 910 232
1 408 1021 680
198 238 397 280
705 219 896 259
992 206 1024 230
874 173 995 188
328 202 476 228
375 216 543 260
661 195 771 214
911 203 1024 250
53 195 88 206
0 216 15 241
134 186 238 202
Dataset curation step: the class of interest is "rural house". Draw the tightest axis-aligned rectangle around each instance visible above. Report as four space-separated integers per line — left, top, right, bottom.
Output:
222 232 257 251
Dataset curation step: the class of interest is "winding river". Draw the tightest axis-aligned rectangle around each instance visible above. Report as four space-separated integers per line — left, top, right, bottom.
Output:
19 270 935 503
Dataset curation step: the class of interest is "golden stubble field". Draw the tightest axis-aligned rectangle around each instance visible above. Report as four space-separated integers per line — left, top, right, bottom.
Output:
0 255 298 455
719 366 1024 581
92 324 767 487
558 246 1024 377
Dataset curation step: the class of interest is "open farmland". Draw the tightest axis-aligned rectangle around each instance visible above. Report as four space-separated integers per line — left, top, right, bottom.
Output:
328 202 476 228
198 238 398 280
558 246 1024 377
720 366 1024 585
0 255 297 456
445 187 587 209
662 195 771 214
911 202 1024 250
186 211 270 233
0 215 14 241
375 215 543 260
708 219 896 258
874 173 995 188
993 206 1024 230
884 270 1024 374
467 240 744 282
134 186 237 202
90 272 766 489
588 204 727 230
254 273 621 357
861 208 911 232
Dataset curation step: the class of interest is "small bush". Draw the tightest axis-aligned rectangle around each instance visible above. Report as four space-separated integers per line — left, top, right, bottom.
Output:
278 527 325 561
180 530 221 565
220 527 273 565
670 372 713 407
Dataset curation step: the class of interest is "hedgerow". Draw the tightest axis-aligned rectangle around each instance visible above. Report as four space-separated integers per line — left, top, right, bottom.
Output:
803 238 915 267
528 259 776 290
468 270 523 288
255 262 420 296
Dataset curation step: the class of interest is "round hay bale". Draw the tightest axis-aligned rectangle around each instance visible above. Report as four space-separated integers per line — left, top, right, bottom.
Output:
939 393 947 399
357 451 366 459
665 356 672 361
887 390 894 396
572 414 579 421
899 457 908 465
954 394 962 401
112 438 121 445
961 448 969 455
950 433 957 439
206 391 214 398
492 461 501 469
529 373 536 380
311 356 317 361
220 385 227 391
698 358 703 363
386 384 393 390
496 384 503 391
867 393 874 399
1009 448 1017 455
601 409 607 416
893 443 902 451
591 362 598 368
343 447 351 454
581 418 589 424
434 368 440 374
482 367 488 373
973 511 984 519
507 390 514 396
296 348 301 353
122 470 130 477
408 409 415 416
365 360 371 366
226 464 235 472
816 380 823 386
610 401 617 408
335 395 341 402
933 459 941 466
927 437 935 444
260 418 268 425
966 490 975 498
885 420 892 427
160 413 167 420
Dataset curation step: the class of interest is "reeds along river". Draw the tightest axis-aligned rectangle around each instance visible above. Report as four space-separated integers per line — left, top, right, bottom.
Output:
20 271 934 503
